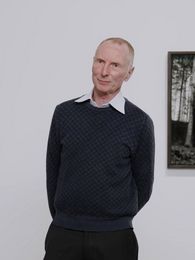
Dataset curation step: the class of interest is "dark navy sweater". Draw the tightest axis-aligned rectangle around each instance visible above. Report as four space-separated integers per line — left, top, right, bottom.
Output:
46 98 155 231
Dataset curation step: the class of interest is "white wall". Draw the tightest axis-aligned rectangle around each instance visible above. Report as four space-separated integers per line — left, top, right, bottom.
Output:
1 0 195 259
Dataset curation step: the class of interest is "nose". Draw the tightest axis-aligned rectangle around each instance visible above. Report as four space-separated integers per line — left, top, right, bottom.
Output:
101 64 109 77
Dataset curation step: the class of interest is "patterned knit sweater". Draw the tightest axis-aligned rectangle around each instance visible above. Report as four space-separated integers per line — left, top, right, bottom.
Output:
46 98 155 231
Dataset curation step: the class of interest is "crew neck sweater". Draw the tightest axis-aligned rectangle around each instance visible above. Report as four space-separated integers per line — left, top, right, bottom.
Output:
46 98 155 231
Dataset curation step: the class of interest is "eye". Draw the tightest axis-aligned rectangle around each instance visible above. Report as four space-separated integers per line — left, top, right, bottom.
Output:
95 58 104 64
111 63 119 68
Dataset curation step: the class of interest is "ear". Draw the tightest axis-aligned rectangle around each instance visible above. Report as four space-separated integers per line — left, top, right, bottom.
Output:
124 66 134 82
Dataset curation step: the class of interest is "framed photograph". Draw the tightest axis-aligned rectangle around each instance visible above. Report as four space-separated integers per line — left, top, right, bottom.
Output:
168 52 195 168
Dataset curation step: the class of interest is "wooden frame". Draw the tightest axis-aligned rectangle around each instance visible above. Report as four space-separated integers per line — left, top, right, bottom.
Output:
168 52 195 168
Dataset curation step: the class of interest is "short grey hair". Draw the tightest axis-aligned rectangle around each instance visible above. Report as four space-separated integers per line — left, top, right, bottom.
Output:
98 37 134 65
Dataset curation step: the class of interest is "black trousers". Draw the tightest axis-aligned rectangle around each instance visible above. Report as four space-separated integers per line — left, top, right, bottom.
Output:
43 223 138 260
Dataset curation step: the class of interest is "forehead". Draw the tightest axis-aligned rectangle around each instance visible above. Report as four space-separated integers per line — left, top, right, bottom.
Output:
95 41 130 63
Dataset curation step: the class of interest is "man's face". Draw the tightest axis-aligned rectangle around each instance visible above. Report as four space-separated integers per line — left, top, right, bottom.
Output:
92 41 134 96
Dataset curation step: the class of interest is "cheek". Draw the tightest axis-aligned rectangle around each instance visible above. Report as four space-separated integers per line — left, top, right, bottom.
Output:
92 65 100 76
112 73 126 84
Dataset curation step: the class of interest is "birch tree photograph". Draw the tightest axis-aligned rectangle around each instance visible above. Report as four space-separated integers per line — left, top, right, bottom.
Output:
168 52 195 168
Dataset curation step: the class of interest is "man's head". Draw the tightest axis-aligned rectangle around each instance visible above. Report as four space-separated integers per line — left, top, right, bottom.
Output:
98 37 134 66
92 37 134 97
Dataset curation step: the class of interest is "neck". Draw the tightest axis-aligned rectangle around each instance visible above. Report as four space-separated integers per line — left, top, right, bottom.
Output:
92 88 120 107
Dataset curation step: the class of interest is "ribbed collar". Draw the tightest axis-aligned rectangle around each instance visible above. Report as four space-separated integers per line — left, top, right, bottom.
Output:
75 89 125 114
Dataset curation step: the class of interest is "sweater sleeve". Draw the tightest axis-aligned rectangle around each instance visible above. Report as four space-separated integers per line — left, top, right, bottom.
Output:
46 106 61 218
131 115 155 212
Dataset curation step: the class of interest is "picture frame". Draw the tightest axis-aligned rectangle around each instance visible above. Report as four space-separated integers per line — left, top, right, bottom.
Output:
168 52 195 168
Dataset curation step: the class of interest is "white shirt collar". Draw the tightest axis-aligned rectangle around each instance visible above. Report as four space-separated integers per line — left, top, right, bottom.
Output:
75 89 125 114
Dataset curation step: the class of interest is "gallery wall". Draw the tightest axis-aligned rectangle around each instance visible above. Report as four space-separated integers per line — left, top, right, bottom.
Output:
0 0 195 259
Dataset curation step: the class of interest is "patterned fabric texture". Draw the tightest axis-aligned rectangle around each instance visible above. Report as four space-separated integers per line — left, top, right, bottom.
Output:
46 98 155 231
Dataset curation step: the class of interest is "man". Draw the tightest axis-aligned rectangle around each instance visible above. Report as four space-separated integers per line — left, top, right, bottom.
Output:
44 37 155 260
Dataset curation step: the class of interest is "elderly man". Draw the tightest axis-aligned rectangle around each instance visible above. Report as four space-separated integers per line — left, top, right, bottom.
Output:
44 37 155 260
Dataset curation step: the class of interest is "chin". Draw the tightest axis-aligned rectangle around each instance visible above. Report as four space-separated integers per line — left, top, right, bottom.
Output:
95 85 111 94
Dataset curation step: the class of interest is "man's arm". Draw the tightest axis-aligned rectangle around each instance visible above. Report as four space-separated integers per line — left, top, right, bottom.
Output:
46 106 61 218
132 115 155 211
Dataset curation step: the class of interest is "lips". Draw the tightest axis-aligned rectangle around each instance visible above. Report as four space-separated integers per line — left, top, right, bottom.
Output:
97 79 110 85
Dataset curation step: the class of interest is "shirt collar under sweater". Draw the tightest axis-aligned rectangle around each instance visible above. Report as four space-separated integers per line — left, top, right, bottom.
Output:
75 90 125 114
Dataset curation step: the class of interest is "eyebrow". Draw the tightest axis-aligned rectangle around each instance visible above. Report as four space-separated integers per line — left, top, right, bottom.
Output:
95 57 104 61
94 57 121 65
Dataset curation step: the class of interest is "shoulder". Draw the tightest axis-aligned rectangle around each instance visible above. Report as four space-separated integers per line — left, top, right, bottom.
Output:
50 96 83 121
57 96 81 109
124 98 154 128
54 96 83 112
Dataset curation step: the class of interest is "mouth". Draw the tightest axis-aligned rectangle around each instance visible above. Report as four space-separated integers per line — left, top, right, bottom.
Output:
97 79 110 85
